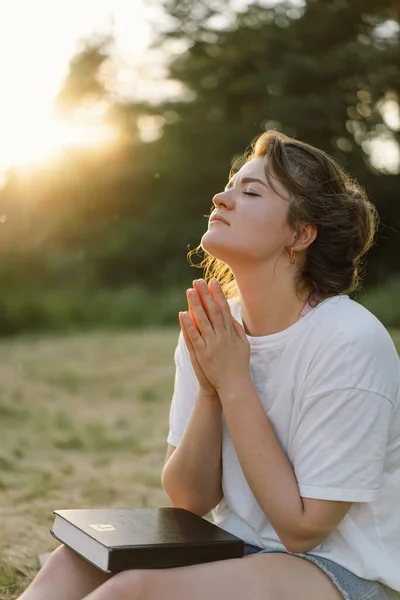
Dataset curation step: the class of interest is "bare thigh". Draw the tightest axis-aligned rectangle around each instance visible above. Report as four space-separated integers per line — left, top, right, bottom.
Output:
19 545 113 600
85 552 344 600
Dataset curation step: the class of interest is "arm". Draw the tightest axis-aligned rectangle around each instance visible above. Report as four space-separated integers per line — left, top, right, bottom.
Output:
220 378 353 553
162 390 223 518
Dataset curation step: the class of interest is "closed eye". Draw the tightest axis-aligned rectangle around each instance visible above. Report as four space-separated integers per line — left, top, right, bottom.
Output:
243 190 260 197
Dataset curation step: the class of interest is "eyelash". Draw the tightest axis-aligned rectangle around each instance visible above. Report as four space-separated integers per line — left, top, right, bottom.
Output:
243 190 260 197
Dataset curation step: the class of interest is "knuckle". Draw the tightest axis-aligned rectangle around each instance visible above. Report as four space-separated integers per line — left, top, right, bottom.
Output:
221 306 231 317
207 302 219 315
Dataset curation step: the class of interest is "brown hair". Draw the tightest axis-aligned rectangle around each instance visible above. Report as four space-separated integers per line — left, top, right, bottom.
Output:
188 130 379 305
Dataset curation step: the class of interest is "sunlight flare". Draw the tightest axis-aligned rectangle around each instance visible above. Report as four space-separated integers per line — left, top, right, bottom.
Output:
0 110 119 172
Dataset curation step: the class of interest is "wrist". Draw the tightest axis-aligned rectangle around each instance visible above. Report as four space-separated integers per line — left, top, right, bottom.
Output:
196 390 221 409
217 376 253 402
197 387 219 400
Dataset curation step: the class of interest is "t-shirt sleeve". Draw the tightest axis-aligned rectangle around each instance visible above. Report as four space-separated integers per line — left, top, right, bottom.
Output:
292 387 393 502
167 330 199 447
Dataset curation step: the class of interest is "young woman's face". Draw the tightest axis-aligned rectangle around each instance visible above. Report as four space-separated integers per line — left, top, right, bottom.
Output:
201 156 294 266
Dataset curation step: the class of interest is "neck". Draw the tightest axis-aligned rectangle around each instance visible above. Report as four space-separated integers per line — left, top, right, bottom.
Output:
233 264 311 337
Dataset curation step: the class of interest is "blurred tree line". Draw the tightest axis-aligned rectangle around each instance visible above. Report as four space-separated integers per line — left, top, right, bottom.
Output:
0 0 399 334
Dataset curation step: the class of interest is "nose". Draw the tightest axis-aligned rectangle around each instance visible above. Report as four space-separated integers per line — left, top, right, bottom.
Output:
212 190 234 210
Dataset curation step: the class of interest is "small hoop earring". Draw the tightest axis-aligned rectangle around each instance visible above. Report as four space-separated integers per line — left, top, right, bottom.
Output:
286 247 296 265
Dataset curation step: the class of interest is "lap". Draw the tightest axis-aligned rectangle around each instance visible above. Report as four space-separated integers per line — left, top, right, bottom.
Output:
99 551 343 600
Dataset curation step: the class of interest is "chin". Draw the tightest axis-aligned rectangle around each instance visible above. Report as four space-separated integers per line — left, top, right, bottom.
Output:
201 232 267 266
200 231 235 264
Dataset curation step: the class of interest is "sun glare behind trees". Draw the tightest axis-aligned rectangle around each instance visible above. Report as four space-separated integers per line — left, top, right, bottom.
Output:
0 0 399 335
0 0 154 175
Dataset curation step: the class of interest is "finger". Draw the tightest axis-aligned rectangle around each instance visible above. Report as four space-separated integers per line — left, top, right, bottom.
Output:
186 288 202 332
179 310 206 350
188 301 200 332
179 312 196 357
186 289 214 340
192 280 208 313
208 279 233 331
231 315 247 341
193 279 224 332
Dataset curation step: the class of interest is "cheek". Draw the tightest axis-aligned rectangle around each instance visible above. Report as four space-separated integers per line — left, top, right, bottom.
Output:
249 210 291 254
200 206 290 262
251 207 288 239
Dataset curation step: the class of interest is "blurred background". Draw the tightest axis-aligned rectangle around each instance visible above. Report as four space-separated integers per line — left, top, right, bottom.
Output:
0 0 399 335
1 3 400 595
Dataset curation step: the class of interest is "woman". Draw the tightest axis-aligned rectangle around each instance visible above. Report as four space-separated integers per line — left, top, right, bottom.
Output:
18 131 400 600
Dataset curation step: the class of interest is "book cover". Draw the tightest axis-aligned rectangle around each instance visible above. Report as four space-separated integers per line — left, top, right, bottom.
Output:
50 507 244 573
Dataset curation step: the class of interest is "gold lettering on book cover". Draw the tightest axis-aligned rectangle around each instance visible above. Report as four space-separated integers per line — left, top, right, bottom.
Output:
89 524 116 532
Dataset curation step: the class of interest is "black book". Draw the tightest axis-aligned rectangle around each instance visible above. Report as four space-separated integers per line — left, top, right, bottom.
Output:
50 507 245 573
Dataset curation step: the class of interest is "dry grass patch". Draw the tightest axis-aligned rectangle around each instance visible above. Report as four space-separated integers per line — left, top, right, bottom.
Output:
0 327 180 599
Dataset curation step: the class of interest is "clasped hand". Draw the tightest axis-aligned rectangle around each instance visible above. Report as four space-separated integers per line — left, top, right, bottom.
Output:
179 278 250 396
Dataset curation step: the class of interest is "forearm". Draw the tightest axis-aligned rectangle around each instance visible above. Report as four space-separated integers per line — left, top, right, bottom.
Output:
162 392 223 517
219 378 305 551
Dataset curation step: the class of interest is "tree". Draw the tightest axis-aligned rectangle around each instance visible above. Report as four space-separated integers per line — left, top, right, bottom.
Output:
1 0 400 334
146 0 400 281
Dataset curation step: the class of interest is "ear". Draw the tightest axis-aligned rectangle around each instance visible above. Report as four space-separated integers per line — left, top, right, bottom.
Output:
291 222 317 252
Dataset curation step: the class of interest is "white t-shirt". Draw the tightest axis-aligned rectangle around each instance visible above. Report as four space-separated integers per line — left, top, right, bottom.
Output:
167 295 400 592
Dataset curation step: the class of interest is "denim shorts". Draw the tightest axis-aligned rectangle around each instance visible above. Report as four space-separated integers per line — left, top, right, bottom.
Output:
243 543 398 600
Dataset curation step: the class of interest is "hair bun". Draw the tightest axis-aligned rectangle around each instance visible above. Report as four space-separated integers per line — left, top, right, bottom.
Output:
345 184 379 261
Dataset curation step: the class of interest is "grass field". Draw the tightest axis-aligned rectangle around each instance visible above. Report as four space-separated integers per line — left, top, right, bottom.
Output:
0 327 181 599
1 327 399 600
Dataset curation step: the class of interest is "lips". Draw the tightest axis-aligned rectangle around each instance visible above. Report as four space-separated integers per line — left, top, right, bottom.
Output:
210 215 230 225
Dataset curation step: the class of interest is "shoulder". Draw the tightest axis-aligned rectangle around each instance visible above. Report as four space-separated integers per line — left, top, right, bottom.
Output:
174 329 189 364
306 295 395 350
298 296 400 404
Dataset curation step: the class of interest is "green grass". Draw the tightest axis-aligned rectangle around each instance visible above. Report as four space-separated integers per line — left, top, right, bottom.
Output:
1 327 399 599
